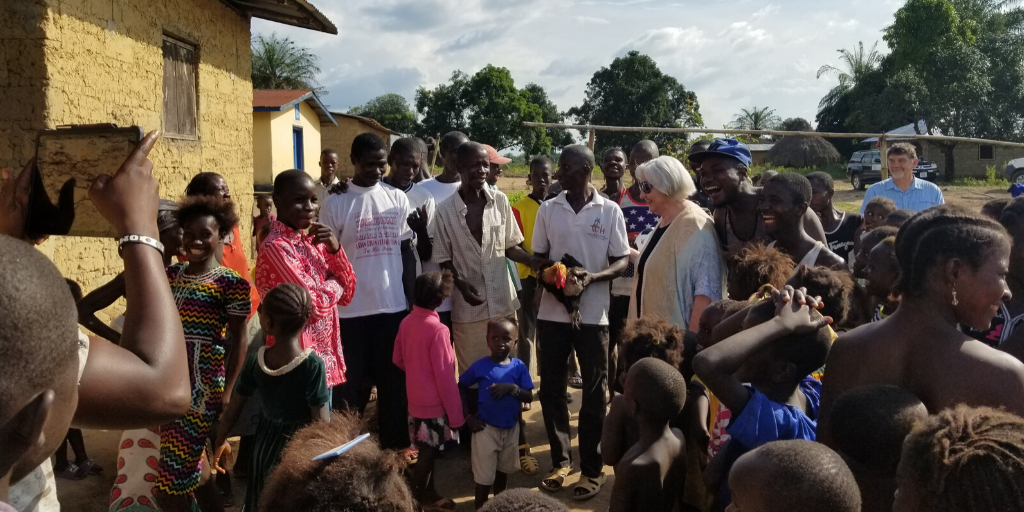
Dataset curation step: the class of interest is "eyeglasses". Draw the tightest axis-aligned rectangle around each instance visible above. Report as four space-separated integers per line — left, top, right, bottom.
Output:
638 181 654 194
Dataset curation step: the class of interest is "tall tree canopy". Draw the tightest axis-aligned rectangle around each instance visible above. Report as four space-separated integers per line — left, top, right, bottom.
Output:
817 0 1024 178
415 66 555 155
349 94 418 135
816 41 885 111
251 33 325 96
567 51 701 152
732 106 782 131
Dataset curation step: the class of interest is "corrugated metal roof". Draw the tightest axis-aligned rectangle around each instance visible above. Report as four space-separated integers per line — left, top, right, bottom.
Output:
747 144 775 152
329 111 403 136
253 90 336 126
226 0 337 34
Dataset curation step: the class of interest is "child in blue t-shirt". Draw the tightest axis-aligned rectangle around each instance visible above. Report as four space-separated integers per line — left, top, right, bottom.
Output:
459 316 534 509
692 286 833 507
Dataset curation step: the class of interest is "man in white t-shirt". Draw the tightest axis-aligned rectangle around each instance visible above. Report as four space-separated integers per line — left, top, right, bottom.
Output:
532 145 629 500
319 132 415 451
382 137 436 302
419 131 469 336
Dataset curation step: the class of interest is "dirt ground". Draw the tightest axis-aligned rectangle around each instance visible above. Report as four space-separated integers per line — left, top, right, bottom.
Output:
53 175 1007 512
55 387 605 512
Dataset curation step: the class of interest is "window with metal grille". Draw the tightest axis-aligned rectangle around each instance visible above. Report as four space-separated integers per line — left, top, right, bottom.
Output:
980 144 995 160
162 36 198 138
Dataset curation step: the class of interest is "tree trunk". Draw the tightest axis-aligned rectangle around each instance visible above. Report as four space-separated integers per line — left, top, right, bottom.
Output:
940 142 956 182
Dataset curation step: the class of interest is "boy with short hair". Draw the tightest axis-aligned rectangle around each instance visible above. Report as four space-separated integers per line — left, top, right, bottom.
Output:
861 196 897 232
830 385 926 512
511 156 552 378
459 317 534 509
692 286 833 506
807 171 862 265
728 440 861 512
608 358 687 512
761 173 846 270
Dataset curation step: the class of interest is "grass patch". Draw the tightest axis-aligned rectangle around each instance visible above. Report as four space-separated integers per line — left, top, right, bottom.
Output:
835 201 861 213
506 190 527 204
750 164 847 180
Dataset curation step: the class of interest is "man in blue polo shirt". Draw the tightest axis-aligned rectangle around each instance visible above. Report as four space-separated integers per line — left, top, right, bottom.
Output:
860 142 944 214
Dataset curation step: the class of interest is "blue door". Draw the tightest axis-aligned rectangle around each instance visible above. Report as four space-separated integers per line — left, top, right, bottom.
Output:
293 127 304 170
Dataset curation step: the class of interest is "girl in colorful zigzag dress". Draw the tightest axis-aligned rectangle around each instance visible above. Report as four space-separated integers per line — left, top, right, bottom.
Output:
155 195 250 512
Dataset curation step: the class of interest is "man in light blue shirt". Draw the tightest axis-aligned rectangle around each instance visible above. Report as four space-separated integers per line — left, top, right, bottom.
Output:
860 142 945 214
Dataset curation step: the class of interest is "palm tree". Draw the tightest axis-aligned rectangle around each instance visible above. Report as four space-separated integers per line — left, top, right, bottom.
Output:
816 41 884 110
251 33 325 95
732 106 781 131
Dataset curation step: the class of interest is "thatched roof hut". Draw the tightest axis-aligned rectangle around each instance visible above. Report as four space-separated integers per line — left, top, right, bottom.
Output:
764 135 842 168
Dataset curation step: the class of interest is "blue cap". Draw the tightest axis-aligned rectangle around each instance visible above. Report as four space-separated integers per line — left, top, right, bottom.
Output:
689 138 752 168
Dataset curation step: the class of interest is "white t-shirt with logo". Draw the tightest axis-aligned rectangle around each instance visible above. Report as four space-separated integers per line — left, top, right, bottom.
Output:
320 182 413 318
418 178 462 313
532 187 630 326
382 180 436 275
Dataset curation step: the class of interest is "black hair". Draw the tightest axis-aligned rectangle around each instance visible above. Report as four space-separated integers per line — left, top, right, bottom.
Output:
478 488 568 512
602 147 626 159
262 283 312 335
175 194 239 237
456 141 487 164
773 310 832 380
158 199 179 234
894 206 1009 298
901 405 1024 512
439 131 470 154
885 209 915 227
630 140 659 158
273 169 315 197
413 270 453 309
999 196 1024 233
687 139 712 157
260 412 414 512
320 147 338 158
740 440 861 512
626 357 687 423
864 196 897 213
982 197 1012 221
351 132 387 161
765 172 812 205
620 317 684 373
806 171 834 191
184 172 225 197
788 266 864 330
390 137 427 159
730 243 795 299
487 315 518 335
862 226 899 251
831 385 926 475
529 156 553 171
0 236 80 420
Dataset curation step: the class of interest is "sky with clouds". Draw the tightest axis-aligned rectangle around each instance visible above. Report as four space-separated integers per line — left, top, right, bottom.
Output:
253 0 906 132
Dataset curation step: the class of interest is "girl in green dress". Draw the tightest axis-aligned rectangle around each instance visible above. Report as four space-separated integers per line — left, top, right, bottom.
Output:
213 283 331 511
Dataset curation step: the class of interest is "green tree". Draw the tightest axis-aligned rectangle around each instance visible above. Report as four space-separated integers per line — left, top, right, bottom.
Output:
567 51 701 152
251 33 325 95
732 106 781 131
779 117 813 132
349 94 418 134
415 66 553 155
815 41 885 111
520 83 574 149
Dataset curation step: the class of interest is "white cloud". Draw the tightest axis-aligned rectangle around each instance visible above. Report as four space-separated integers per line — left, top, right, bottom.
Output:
253 0 901 129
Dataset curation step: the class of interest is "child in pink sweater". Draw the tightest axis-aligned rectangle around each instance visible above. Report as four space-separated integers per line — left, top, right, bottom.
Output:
393 270 465 510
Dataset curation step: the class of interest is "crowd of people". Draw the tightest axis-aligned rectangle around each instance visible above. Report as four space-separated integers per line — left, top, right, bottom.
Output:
1 127 1024 512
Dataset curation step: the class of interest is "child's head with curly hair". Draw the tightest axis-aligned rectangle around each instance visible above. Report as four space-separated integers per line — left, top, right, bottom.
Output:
895 405 1024 512
787 265 869 330
728 243 795 300
617 317 684 389
259 413 415 512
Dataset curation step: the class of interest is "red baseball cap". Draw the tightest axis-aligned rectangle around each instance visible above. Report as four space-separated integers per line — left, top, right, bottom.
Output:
482 144 512 165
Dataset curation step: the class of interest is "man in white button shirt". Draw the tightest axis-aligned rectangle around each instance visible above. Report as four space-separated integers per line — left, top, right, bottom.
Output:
532 145 629 499
315 148 341 210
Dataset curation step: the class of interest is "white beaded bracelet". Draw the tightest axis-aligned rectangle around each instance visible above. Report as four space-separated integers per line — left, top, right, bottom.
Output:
117 234 165 257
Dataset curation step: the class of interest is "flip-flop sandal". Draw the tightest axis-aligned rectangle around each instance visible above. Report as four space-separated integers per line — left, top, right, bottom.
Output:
540 466 572 492
75 458 103 476
369 386 378 402
521 402 532 412
518 445 539 475
420 497 457 511
568 373 584 389
573 473 607 500
56 463 84 480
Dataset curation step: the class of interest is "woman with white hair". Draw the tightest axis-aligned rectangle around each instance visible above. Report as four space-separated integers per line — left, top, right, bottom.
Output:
628 155 725 330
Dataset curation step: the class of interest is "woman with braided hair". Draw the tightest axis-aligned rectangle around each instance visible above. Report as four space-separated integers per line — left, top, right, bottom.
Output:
894 405 1024 512
213 283 331 512
818 206 1024 446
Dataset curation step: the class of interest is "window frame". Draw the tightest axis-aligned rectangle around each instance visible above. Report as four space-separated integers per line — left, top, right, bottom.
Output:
162 34 199 140
979 144 995 161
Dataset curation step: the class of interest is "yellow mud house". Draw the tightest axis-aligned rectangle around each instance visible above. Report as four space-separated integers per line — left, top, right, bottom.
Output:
252 89 336 188
0 0 335 323
321 111 402 180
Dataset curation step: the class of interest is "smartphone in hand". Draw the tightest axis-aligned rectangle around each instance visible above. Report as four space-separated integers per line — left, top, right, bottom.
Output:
26 124 144 238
